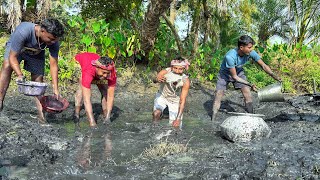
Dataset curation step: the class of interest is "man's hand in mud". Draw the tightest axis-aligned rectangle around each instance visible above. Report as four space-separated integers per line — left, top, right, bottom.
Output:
157 74 166 83
15 75 26 83
172 119 181 128
53 93 61 100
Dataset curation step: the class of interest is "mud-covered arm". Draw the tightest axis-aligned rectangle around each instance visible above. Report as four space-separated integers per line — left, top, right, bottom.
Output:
105 86 115 119
176 78 190 120
9 50 23 78
156 69 169 83
256 59 281 81
49 54 59 96
229 67 252 86
82 86 95 123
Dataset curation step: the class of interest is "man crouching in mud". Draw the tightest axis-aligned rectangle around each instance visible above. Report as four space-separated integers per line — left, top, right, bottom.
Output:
73 52 117 128
0 18 64 124
211 35 281 121
153 57 190 128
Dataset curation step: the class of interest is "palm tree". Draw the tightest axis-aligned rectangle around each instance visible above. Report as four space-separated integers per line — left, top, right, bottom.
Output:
288 0 320 45
252 0 292 46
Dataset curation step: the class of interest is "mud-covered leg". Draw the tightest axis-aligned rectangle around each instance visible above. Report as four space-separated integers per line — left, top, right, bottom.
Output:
74 83 83 126
153 109 162 124
0 61 13 111
31 74 46 124
212 90 224 121
97 83 111 124
35 95 46 124
241 86 253 113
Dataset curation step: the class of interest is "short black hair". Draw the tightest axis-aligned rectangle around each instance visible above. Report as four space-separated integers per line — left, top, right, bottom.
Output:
98 56 113 66
41 18 65 38
238 35 255 48
173 56 185 62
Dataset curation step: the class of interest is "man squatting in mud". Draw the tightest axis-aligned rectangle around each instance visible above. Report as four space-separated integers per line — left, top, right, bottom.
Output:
73 52 117 127
0 18 64 123
153 57 190 128
211 35 281 121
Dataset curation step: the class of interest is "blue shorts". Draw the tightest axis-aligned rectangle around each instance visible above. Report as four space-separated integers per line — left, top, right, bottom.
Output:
4 48 45 76
215 69 248 90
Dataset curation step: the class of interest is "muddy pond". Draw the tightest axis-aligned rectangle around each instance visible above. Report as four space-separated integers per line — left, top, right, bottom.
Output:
0 82 320 180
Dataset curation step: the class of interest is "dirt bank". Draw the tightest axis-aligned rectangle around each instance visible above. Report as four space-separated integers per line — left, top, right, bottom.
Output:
0 78 320 180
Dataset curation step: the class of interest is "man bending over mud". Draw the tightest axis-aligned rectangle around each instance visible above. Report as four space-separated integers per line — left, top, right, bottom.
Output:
153 57 190 128
0 18 64 124
211 35 281 121
73 52 117 128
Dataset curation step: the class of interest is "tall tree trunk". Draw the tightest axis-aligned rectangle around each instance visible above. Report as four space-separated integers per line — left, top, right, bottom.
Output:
6 0 22 32
169 0 176 24
202 0 211 44
216 0 229 47
190 0 201 57
140 0 173 58
36 0 51 21
161 13 183 54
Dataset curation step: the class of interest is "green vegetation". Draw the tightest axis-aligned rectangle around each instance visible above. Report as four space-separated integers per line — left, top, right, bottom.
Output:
0 0 319 94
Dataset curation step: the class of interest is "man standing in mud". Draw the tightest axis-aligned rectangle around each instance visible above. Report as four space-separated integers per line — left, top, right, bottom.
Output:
73 52 117 128
211 35 281 121
153 57 190 128
0 18 64 123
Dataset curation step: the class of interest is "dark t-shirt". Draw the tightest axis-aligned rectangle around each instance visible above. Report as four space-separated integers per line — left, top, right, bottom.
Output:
4 22 60 60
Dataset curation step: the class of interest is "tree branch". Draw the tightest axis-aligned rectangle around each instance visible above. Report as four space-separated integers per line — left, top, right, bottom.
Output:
161 13 183 55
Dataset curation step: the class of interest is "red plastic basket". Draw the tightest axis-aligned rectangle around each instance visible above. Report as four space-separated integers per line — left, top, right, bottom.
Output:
40 95 69 113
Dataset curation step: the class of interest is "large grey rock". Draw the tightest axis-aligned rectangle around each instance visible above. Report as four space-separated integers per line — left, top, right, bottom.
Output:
220 115 272 142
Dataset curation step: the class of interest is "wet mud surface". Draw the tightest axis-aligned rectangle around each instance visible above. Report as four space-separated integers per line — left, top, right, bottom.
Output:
1 81 320 179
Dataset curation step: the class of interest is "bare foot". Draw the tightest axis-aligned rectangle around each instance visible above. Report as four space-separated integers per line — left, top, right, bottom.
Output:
38 116 48 125
73 113 80 124
89 120 97 127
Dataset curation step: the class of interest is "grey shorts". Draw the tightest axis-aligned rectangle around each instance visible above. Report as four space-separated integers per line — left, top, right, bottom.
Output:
215 70 248 90
4 48 45 76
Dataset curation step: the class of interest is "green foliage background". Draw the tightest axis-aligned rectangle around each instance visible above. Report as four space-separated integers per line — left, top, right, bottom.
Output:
0 14 320 94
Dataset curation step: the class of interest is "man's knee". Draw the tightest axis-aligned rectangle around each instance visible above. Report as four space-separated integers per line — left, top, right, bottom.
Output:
153 109 162 118
0 61 13 72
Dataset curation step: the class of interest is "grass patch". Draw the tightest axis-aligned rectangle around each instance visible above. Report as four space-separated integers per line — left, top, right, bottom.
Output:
141 141 188 159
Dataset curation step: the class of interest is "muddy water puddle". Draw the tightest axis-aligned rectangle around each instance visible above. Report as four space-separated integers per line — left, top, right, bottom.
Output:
47 112 215 179
2 110 214 179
